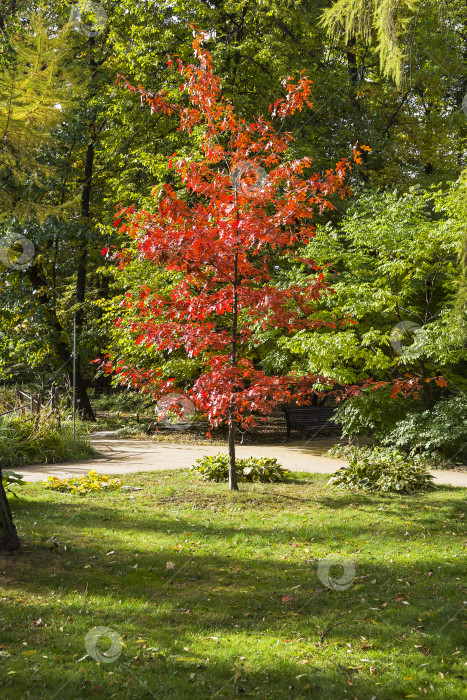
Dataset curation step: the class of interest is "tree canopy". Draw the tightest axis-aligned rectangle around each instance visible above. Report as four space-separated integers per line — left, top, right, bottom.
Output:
0 0 465 419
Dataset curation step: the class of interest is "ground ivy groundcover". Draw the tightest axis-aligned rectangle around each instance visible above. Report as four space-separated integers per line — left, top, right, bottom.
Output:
0 471 465 699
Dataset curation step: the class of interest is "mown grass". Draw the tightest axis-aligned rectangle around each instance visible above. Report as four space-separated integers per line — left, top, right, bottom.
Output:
0 472 465 699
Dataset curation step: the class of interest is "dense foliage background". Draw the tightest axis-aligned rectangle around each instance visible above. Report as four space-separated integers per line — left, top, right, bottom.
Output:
0 0 465 455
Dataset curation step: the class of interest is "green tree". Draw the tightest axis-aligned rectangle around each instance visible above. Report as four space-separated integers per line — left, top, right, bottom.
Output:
0 9 76 551
274 186 465 405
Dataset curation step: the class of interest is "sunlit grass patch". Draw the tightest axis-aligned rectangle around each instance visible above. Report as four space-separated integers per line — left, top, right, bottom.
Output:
0 471 465 699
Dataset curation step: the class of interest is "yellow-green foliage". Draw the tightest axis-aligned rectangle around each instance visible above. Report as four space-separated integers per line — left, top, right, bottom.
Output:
320 0 421 85
0 13 80 220
42 470 123 495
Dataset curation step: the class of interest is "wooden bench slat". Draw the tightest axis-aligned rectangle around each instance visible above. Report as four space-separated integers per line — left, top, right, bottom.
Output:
283 405 341 438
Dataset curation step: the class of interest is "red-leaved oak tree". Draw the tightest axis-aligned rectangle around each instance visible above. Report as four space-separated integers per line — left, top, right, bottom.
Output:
104 32 369 490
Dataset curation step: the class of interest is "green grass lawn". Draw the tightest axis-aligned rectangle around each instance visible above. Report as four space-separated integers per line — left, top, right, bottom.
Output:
0 472 465 700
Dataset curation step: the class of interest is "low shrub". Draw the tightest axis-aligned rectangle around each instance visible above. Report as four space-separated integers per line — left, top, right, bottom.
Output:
43 470 123 495
327 442 459 470
190 453 288 483
332 386 418 441
382 394 467 463
0 413 96 467
332 392 467 465
328 450 435 493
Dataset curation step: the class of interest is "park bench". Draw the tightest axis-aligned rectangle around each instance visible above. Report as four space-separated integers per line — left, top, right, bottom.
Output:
282 405 341 439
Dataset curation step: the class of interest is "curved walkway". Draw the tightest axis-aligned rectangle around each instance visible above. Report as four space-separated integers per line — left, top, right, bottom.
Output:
15 435 467 487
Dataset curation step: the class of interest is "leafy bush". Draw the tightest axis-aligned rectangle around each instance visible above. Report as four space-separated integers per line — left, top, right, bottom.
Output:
327 442 430 464
382 394 467 463
327 442 460 470
332 391 467 466
332 387 419 441
0 413 96 467
328 450 435 493
2 470 25 497
326 443 368 461
43 470 123 495
0 414 92 466
190 453 289 483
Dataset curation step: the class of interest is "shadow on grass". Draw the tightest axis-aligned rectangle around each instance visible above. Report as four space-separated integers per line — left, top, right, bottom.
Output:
1 480 465 699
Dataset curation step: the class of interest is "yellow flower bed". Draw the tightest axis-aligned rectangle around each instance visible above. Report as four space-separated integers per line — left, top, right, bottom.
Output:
42 470 123 495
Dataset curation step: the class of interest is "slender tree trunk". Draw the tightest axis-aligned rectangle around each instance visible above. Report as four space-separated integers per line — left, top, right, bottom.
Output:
72 38 100 421
228 415 237 491
346 36 359 87
229 251 239 491
73 362 96 421
72 117 97 421
26 267 96 420
0 469 20 552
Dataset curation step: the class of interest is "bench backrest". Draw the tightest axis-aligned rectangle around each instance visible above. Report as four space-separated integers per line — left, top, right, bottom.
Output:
284 406 335 417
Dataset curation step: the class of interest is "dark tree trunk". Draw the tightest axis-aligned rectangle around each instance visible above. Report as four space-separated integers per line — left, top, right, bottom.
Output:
74 365 95 420
25 268 96 421
346 36 359 86
0 469 20 552
72 112 97 421
70 38 101 421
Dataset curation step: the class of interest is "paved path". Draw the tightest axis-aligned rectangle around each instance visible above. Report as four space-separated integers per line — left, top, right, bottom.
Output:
15 435 467 487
